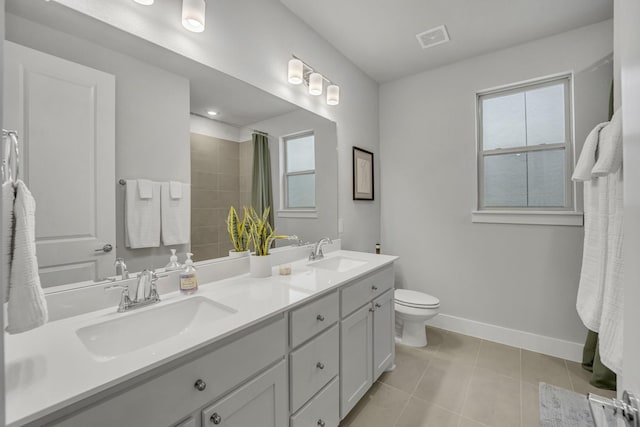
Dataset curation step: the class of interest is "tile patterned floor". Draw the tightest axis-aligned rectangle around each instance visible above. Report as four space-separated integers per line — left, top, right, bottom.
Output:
340 327 616 427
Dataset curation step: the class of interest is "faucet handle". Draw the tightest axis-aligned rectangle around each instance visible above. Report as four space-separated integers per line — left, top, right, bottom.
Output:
105 284 132 312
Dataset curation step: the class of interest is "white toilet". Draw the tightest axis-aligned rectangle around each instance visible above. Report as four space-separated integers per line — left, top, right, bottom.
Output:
394 289 440 347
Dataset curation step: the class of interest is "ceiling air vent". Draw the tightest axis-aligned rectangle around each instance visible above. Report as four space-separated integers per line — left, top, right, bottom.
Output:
416 25 450 49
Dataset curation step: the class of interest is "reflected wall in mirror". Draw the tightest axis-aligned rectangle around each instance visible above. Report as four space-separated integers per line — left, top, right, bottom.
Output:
3 0 338 289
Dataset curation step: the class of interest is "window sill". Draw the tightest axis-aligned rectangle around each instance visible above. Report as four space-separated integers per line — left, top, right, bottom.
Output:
277 210 318 219
471 210 583 226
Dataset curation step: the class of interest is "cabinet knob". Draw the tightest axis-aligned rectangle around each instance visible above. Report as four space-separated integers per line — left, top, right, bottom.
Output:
316 362 325 370
371 285 378 291
317 420 326 427
369 307 375 312
210 413 222 424
375 303 382 308
194 379 207 391
316 314 325 321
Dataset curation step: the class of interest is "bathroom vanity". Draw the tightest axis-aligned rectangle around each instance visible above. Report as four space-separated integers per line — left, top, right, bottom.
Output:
5 249 397 427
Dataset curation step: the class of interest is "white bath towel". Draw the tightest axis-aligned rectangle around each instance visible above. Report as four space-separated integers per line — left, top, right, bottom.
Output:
169 181 182 199
161 182 190 246
125 180 161 248
572 121 608 182
2 181 15 302
598 167 624 374
6 180 48 334
137 179 153 199
592 109 622 177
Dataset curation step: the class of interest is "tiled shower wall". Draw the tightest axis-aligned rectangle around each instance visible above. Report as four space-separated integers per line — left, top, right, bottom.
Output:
190 133 254 262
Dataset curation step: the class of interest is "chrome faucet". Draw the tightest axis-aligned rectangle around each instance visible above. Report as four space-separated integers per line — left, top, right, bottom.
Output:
114 257 129 280
105 269 162 312
309 237 333 261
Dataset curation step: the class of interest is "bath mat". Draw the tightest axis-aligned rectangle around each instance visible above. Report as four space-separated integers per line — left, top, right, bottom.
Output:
539 382 616 427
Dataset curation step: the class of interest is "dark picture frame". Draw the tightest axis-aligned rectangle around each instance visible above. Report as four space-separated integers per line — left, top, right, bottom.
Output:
353 146 374 200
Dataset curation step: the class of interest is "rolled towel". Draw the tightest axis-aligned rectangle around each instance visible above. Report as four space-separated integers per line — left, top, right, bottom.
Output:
572 122 608 182
592 109 622 177
7 180 48 334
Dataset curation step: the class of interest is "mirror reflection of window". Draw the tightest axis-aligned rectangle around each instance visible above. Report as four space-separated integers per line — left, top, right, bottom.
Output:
283 132 316 209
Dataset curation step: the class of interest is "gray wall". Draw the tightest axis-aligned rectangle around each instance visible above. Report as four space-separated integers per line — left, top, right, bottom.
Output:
6 14 191 273
379 20 613 345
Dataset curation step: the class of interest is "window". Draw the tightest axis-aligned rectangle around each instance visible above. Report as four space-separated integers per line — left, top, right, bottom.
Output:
283 132 315 209
477 75 576 217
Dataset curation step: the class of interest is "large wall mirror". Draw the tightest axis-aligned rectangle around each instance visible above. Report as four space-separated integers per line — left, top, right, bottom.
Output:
2 0 338 289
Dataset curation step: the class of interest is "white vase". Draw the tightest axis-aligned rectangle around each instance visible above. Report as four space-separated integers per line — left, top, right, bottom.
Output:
250 254 272 278
228 250 250 258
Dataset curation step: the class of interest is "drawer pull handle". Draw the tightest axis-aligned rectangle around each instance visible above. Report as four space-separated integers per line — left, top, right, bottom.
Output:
369 307 375 312
316 362 325 370
194 379 207 391
371 285 378 291
210 413 222 424
375 303 382 308
317 420 326 427
316 314 325 321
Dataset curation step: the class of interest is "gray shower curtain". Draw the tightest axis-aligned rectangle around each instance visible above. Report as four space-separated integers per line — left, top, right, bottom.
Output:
251 132 274 228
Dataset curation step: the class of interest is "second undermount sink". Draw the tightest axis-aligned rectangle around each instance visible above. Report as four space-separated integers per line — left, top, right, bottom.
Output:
310 256 368 272
76 297 237 359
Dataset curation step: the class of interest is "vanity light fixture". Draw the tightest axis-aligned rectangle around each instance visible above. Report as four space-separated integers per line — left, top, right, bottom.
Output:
182 0 206 33
133 0 154 5
287 56 340 105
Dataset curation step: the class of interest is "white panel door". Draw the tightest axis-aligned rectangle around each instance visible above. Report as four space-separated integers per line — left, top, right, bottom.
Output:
372 290 394 381
3 41 115 287
339 304 372 419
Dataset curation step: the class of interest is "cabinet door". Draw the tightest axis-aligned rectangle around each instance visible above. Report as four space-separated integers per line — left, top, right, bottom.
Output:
372 290 394 380
339 305 372 419
201 361 287 427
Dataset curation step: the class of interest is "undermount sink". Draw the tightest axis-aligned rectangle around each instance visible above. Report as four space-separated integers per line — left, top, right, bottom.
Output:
76 297 237 359
310 256 368 272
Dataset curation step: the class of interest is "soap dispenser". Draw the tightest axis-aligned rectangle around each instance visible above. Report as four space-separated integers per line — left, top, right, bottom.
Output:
180 253 198 294
165 249 182 271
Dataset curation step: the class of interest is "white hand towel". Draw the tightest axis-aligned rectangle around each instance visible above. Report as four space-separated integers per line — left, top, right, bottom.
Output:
7 180 48 334
2 181 15 302
125 180 161 248
137 179 153 200
592 109 622 177
572 121 608 182
598 168 624 374
161 182 190 246
575 176 609 332
169 181 182 199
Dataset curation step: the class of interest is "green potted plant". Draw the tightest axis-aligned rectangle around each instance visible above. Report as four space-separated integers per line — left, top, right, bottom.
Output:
247 207 286 277
226 206 251 258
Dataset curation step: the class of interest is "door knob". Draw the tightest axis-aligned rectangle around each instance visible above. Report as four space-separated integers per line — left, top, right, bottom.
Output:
95 244 113 253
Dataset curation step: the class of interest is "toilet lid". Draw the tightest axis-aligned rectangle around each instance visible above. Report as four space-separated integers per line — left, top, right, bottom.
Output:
395 289 440 308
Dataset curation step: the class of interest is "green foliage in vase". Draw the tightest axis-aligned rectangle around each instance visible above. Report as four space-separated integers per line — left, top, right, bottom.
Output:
247 207 287 256
227 206 251 252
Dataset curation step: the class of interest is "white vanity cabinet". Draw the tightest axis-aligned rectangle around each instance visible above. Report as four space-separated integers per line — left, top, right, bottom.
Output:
339 265 395 419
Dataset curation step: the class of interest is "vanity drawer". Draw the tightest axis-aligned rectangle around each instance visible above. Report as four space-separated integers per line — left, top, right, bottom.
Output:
290 377 339 427
290 324 339 413
341 266 393 318
290 291 338 349
53 317 286 427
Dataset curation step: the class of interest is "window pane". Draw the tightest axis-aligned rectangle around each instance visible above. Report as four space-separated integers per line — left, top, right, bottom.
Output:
484 153 527 207
482 93 526 150
526 84 566 146
287 173 315 208
528 149 565 207
286 134 315 173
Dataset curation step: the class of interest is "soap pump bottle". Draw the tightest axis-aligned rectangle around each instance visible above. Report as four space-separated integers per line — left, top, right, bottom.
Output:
165 249 182 271
180 253 198 294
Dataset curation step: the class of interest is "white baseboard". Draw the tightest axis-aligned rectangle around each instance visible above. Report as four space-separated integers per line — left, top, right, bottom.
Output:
426 314 583 362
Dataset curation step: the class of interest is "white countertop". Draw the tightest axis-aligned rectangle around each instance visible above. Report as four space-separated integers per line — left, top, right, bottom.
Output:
4 250 397 426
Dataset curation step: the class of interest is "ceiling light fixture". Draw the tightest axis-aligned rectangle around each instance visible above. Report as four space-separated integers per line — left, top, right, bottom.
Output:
287 56 340 106
182 0 206 33
133 0 154 5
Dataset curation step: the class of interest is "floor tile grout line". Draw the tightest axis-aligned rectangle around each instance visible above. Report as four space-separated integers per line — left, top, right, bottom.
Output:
454 337 482 426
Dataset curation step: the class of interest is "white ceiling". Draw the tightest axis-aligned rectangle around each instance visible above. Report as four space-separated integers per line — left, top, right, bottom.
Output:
281 0 613 83
8 0 299 128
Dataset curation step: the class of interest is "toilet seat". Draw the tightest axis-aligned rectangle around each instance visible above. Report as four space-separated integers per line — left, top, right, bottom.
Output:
394 289 440 309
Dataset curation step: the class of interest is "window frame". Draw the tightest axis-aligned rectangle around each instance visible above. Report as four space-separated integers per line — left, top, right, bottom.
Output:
281 131 316 211
476 74 575 213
